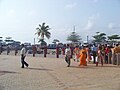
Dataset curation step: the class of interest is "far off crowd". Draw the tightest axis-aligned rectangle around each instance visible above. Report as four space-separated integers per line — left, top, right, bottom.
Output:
0 43 120 67
30 43 120 67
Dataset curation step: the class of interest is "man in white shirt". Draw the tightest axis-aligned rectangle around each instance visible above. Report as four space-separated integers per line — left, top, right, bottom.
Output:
20 44 29 68
65 44 71 67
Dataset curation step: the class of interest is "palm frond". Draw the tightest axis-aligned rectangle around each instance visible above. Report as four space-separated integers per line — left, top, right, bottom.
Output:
39 24 42 28
35 22 51 43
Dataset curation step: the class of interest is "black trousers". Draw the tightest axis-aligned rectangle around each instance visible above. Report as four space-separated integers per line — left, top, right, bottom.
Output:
21 54 28 68
65 56 71 66
93 51 97 64
105 54 108 64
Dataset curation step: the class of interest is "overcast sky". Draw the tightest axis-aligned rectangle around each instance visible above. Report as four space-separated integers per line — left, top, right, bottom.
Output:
0 0 120 44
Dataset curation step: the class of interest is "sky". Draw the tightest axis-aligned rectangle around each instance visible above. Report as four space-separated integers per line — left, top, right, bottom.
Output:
0 0 120 44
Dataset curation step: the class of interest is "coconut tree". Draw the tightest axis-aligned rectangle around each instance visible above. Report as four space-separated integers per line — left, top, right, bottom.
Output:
36 22 51 45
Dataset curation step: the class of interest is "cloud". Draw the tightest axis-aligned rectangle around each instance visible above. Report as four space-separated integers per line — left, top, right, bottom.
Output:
108 23 120 30
6 9 16 18
106 23 120 35
28 11 37 17
48 26 73 43
85 19 93 30
84 14 99 30
108 23 115 29
65 3 77 9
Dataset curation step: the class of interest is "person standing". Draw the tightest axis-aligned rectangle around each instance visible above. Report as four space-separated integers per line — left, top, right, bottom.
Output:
15 46 18 56
105 45 111 64
7 45 10 55
96 46 104 66
65 44 71 67
62 44 66 55
91 44 98 64
70 44 74 58
56 45 59 58
0 44 2 55
79 46 87 66
32 45 37 57
20 44 29 68
44 45 47 57
86 45 92 62
113 44 120 65
73 45 80 62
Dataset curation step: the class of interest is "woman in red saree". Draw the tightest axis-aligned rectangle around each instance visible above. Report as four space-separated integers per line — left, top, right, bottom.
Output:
86 45 92 62
73 45 80 62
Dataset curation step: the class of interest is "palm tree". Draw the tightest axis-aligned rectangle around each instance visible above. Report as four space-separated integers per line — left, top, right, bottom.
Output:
36 22 51 45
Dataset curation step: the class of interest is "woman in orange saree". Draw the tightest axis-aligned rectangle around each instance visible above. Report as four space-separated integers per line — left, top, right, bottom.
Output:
79 46 87 66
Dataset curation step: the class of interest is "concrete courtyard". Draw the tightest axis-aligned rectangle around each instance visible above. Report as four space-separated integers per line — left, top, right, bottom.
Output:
0 54 120 90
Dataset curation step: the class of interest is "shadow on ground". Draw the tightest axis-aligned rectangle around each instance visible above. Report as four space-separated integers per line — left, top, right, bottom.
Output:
69 65 97 69
69 64 120 69
26 67 53 71
0 71 18 76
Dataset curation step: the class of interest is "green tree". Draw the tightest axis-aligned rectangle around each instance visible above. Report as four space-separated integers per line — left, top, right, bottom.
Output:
52 39 60 44
5 37 12 40
107 35 120 41
36 22 51 45
93 32 106 43
67 31 81 43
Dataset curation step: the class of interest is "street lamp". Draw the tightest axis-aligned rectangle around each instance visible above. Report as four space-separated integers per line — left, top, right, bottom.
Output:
87 35 89 43
34 38 35 45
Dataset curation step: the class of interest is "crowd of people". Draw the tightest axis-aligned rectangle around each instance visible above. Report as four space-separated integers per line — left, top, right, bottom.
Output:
65 43 120 67
0 43 120 68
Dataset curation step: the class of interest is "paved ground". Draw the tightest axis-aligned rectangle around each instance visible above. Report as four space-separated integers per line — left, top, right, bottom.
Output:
0 54 120 90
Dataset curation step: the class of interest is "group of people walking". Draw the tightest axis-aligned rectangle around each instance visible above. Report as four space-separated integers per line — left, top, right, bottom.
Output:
1 43 120 68
14 43 120 68
65 44 88 67
64 43 120 67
